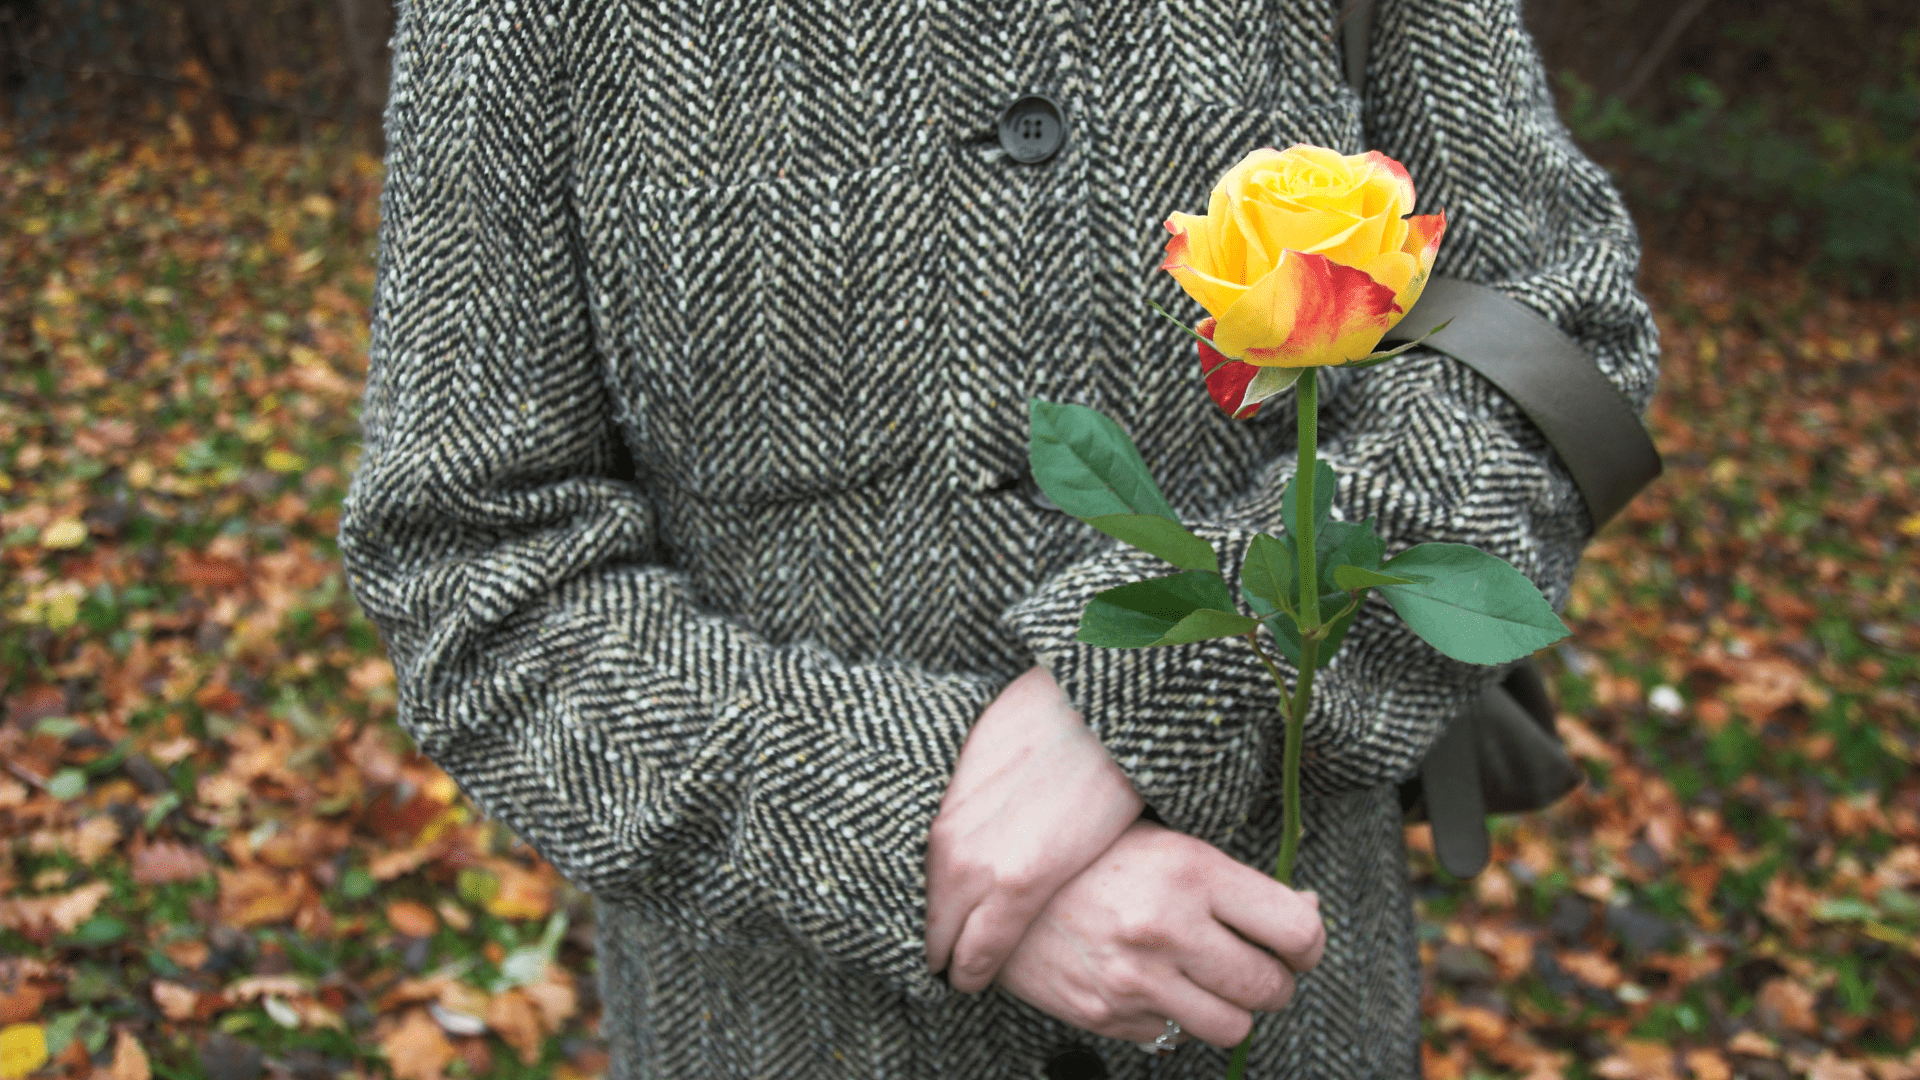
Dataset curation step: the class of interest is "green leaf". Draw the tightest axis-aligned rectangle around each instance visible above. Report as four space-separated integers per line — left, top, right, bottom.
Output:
1077 571 1259 648
1029 399 1179 521
1377 543 1571 665
1242 533 1294 614
67 915 128 946
1331 564 1426 590
1275 461 1338 538
1084 514 1219 574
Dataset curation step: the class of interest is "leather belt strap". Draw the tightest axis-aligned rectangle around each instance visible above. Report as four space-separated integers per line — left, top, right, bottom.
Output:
1383 276 1663 531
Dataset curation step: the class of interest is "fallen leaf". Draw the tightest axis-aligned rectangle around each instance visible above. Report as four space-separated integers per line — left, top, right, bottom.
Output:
216 867 304 927
1756 977 1819 1035
1728 659 1805 720
1595 1040 1681 1080
1686 1049 1732 1080
131 841 212 885
380 1008 456 1080
39 518 88 550
150 982 202 1021
0 962 48 1026
1808 1055 1872 1080
484 862 554 921
485 990 544 1066
225 976 311 1002
0 1023 48 1080
0 881 113 937
386 900 438 938
1557 949 1624 990
107 1028 150 1080
522 967 577 1030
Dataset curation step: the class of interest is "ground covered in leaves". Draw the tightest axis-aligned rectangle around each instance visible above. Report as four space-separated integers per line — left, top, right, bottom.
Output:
2 135 1917 1080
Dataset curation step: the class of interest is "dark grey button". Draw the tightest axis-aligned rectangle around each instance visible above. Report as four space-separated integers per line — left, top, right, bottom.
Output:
1042 1046 1107 1080
998 94 1067 164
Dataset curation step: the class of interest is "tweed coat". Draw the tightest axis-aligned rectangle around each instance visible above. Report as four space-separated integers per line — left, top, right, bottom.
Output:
338 0 1660 1074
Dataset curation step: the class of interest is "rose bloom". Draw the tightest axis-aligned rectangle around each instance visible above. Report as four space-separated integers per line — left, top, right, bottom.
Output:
1161 144 1446 414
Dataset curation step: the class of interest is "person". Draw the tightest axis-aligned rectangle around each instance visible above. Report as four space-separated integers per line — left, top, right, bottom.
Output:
338 0 1659 1075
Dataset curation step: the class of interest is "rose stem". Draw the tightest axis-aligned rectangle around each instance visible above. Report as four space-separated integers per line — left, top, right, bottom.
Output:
1224 369 1322 1080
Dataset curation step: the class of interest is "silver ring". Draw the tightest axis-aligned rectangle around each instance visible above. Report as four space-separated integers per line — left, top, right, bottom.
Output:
1135 1018 1181 1054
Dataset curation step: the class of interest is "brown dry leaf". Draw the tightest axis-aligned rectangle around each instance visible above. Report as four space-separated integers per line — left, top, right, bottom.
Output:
1474 864 1518 907
0 881 113 937
1727 659 1805 719
1472 924 1538 981
106 1028 150 1080
0 963 48 1026
216 867 305 927
377 976 455 1012
483 863 554 921
255 820 351 869
523 968 577 1031
130 841 212 886
1556 949 1624 990
225 976 311 1002
1869 1056 1920 1080
1762 874 1818 932
65 817 123 864
1756 977 1819 1035
1595 1041 1681 1080
1686 1049 1733 1080
150 982 201 1022
367 840 449 883
386 900 438 938
1808 1054 1872 1080
380 1007 457 1080
484 990 545 1066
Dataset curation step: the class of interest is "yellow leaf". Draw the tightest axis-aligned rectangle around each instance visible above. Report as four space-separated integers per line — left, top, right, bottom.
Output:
0 1023 48 1080
40 518 87 550
264 449 307 474
1900 513 1920 539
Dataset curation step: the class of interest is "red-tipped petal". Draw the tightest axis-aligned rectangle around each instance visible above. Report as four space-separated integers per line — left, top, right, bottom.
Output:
1217 250 1402 368
1196 317 1265 418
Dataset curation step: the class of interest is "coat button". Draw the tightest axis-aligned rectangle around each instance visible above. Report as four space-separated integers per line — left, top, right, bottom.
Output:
1043 1045 1108 1080
998 94 1067 163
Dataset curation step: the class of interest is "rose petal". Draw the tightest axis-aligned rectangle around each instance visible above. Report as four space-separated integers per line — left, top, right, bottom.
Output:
1356 150 1417 218
1213 250 1401 368
1163 218 1249 319
1386 212 1448 323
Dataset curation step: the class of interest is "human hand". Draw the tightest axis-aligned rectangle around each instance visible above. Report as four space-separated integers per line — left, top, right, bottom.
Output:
992 818 1326 1049
926 664 1145 993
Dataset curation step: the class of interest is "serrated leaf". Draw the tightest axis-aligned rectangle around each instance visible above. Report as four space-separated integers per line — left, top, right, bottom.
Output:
1084 514 1219 574
1242 533 1293 613
1275 461 1338 538
1029 399 1179 521
1331 564 1425 590
1077 571 1256 648
1377 543 1571 665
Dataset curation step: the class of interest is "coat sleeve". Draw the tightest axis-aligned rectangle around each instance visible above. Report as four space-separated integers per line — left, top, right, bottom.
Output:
1001 0 1660 848
338 0 999 1004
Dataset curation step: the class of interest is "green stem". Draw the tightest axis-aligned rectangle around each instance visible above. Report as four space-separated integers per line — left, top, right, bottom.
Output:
1225 370 1322 1080
1295 368 1320 632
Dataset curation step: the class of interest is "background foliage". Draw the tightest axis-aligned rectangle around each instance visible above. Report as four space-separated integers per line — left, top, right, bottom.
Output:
2 2 1918 1079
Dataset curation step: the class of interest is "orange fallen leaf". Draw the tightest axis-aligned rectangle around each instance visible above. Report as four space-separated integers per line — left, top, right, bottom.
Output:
107 1028 150 1080
522 967 578 1031
1556 949 1624 990
1686 1049 1732 1080
380 1008 456 1080
150 982 201 1022
1595 1040 1680 1080
484 862 554 921
131 841 212 885
0 881 113 937
217 867 305 927
386 900 438 938
485 989 545 1066
1756 977 1819 1035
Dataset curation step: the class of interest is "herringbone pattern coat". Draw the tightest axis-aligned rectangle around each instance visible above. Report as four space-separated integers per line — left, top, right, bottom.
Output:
339 0 1659 1074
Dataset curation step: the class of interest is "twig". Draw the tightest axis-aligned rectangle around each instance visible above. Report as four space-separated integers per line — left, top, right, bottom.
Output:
1615 0 1714 104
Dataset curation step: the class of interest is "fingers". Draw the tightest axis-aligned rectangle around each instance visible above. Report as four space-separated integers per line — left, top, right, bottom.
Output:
1122 974 1256 1050
1205 860 1326 974
950 894 1056 993
1176 920 1298 1013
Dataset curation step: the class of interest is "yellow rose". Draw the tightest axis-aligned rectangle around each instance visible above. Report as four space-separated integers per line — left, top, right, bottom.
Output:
1160 145 1446 412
